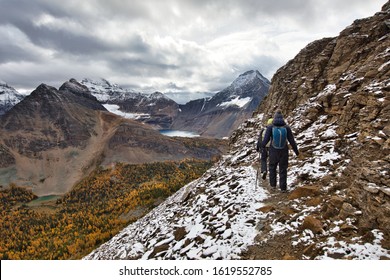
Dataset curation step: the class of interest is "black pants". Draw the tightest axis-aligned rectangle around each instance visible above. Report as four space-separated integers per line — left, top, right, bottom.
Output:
268 148 289 190
260 147 269 173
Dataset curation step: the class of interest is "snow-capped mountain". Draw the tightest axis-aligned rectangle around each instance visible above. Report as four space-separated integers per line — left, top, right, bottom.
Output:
171 70 270 138
81 78 141 102
213 70 269 110
0 81 26 115
81 78 180 129
81 71 270 137
85 2 389 260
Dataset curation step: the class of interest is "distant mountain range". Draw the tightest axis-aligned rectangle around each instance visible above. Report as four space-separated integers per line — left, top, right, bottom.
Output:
0 79 226 195
0 70 270 138
0 70 268 194
80 70 270 138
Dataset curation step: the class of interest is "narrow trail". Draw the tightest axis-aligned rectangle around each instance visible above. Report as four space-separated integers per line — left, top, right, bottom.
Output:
241 163 305 260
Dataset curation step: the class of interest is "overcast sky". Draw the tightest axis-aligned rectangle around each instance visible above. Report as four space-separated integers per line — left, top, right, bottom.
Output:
0 0 385 101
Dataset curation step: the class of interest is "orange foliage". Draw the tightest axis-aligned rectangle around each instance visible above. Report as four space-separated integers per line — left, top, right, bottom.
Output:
0 159 213 259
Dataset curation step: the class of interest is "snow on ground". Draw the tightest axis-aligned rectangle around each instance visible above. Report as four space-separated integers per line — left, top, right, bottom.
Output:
85 113 271 260
159 130 200 138
85 85 390 259
259 83 390 260
85 161 269 260
102 104 150 120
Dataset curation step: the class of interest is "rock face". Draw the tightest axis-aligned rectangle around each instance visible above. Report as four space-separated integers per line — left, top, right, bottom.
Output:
85 2 389 260
0 79 227 195
172 70 270 138
0 81 25 116
244 1 390 259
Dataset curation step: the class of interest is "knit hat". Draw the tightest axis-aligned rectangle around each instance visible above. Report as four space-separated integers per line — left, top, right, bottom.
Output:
267 118 273 125
274 110 283 120
272 109 285 126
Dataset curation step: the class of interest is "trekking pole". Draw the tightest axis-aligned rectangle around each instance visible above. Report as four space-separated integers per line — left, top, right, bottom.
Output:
255 152 260 188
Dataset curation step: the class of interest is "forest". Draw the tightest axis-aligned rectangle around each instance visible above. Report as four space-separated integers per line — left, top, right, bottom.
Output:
0 159 213 259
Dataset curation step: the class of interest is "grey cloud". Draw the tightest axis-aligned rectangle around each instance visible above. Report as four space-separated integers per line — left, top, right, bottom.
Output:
0 0 384 97
0 42 38 63
108 56 179 77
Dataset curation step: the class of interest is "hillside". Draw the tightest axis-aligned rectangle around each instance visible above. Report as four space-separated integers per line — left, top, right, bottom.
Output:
0 160 214 260
85 2 389 260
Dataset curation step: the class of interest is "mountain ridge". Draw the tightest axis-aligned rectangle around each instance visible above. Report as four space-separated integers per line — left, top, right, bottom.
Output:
79 70 270 137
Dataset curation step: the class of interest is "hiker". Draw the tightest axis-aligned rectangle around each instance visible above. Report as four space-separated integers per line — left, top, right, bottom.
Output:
256 118 273 180
261 110 299 192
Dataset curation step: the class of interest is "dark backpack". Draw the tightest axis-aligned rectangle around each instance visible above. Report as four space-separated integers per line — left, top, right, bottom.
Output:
256 128 265 151
272 126 287 149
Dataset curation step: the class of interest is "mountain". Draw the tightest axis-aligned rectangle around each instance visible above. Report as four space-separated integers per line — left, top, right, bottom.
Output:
0 81 25 115
81 78 180 129
81 70 270 138
171 70 270 138
85 2 389 260
0 79 226 196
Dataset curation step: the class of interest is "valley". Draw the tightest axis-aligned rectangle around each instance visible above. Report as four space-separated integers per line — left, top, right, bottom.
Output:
0 159 214 259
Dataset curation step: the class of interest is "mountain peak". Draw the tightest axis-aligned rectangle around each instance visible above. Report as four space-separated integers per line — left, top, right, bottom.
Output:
60 79 90 93
231 70 270 89
0 81 25 115
148 91 170 100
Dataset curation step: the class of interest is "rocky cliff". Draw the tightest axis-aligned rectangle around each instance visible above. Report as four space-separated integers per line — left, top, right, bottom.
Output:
0 79 227 196
85 2 389 260
241 1 389 259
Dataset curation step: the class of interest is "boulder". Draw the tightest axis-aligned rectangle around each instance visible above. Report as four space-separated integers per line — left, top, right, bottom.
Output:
288 185 321 200
301 215 324 234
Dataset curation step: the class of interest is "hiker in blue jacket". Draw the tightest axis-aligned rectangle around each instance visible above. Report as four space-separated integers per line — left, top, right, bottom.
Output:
261 110 299 192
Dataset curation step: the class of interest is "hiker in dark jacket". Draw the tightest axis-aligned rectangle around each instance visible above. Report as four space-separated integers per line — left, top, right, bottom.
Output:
261 110 299 192
256 118 273 180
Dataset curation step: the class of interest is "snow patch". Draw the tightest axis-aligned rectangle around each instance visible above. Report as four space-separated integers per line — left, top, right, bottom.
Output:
218 96 252 108
103 104 150 119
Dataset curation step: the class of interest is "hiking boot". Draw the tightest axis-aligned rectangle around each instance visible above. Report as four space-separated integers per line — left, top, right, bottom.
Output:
281 189 288 193
262 172 267 180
